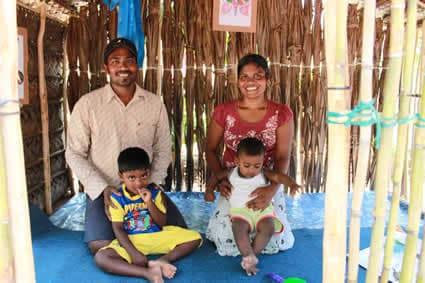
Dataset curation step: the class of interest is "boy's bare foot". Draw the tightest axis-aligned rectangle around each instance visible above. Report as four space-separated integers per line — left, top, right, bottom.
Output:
241 254 259 276
146 264 163 283
148 260 177 279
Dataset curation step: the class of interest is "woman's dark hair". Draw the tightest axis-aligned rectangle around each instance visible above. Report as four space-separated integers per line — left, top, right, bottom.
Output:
237 54 270 78
118 147 150 173
237 137 265 156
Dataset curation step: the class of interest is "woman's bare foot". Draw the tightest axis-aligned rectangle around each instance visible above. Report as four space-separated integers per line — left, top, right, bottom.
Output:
241 254 259 276
148 260 177 279
145 264 163 283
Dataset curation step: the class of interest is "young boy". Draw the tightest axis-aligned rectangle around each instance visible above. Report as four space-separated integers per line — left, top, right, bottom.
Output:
204 137 300 276
95 147 202 283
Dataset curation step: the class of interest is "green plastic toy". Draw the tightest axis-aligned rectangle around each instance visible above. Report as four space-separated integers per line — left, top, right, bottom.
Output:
284 277 307 283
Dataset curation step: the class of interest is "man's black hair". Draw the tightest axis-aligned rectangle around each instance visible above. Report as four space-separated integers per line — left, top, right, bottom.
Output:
118 147 150 173
104 37 138 65
237 137 265 156
237 53 270 78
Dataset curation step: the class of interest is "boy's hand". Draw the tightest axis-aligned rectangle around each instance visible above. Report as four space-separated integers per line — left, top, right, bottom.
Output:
138 187 152 202
130 250 148 267
103 185 121 221
204 190 216 202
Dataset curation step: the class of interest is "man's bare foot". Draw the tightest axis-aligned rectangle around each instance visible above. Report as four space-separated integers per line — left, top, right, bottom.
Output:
241 254 259 276
145 264 163 283
148 260 177 279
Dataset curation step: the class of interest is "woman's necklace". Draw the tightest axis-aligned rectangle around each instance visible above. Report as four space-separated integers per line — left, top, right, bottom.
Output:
237 101 268 110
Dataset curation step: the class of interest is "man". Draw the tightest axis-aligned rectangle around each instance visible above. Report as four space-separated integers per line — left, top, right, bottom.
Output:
66 38 186 255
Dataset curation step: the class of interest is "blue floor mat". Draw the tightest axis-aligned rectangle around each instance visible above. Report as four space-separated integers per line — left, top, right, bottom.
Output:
32 215 370 282
31 192 416 283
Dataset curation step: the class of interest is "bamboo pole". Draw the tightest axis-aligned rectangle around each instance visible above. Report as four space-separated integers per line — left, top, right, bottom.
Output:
366 1 405 282
411 34 425 283
0 0 36 281
382 6 420 281
323 0 350 282
415 24 425 283
418 194 425 282
0 130 13 282
347 1 376 282
38 3 52 215
400 7 423 281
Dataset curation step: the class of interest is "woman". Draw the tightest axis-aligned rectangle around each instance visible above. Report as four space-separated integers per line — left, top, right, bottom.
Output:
205 54 294 256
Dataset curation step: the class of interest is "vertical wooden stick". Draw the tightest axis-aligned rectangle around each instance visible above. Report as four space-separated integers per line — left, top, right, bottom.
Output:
38 2 52 215
347 1 376 282
156 3 162 97
0 0 36 282
323 0 350 282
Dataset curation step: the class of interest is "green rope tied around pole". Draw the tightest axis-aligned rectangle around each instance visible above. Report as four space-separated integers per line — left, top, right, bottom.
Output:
327 100 384 148
327 100 419 149
416 114 425 128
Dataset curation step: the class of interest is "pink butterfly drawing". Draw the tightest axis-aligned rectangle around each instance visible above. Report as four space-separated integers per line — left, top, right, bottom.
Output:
221 0 251 17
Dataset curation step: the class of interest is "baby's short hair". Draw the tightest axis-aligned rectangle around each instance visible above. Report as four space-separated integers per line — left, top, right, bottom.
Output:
118 147 150 173
237 137 265 156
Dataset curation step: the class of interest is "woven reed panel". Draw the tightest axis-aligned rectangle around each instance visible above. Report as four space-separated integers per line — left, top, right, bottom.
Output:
18 6 70 210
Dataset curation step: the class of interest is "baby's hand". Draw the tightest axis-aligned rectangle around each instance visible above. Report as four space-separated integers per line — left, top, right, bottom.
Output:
204 191 216 202
138 188 152 202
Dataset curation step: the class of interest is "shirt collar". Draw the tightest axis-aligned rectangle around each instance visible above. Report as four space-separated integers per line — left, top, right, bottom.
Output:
104 84 147 104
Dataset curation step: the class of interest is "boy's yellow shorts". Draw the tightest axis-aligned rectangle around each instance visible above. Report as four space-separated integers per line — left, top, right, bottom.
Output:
230 205 283 234
101 225 202 263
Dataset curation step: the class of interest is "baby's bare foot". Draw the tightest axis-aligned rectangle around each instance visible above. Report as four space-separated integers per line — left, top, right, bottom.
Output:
149 260 177 279
146 264 163 283
241 254 259 276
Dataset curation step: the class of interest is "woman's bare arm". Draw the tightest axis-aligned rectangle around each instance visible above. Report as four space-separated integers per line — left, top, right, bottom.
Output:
205 119 233 198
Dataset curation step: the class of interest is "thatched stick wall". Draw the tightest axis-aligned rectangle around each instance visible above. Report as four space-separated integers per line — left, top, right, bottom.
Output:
63 0 410 194
139 0 395 192
171 0 186 191
78 7 90 97
66 17 79 111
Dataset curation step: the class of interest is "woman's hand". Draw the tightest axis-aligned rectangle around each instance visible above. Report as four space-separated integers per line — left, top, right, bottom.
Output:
287 181 301 197
246 183 278 210
217 178 233 199
205 169 232 201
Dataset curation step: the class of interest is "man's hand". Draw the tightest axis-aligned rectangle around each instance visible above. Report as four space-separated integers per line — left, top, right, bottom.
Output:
130 250 148 267
246 184 277 210
103 185 121 221
138 188 152 203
